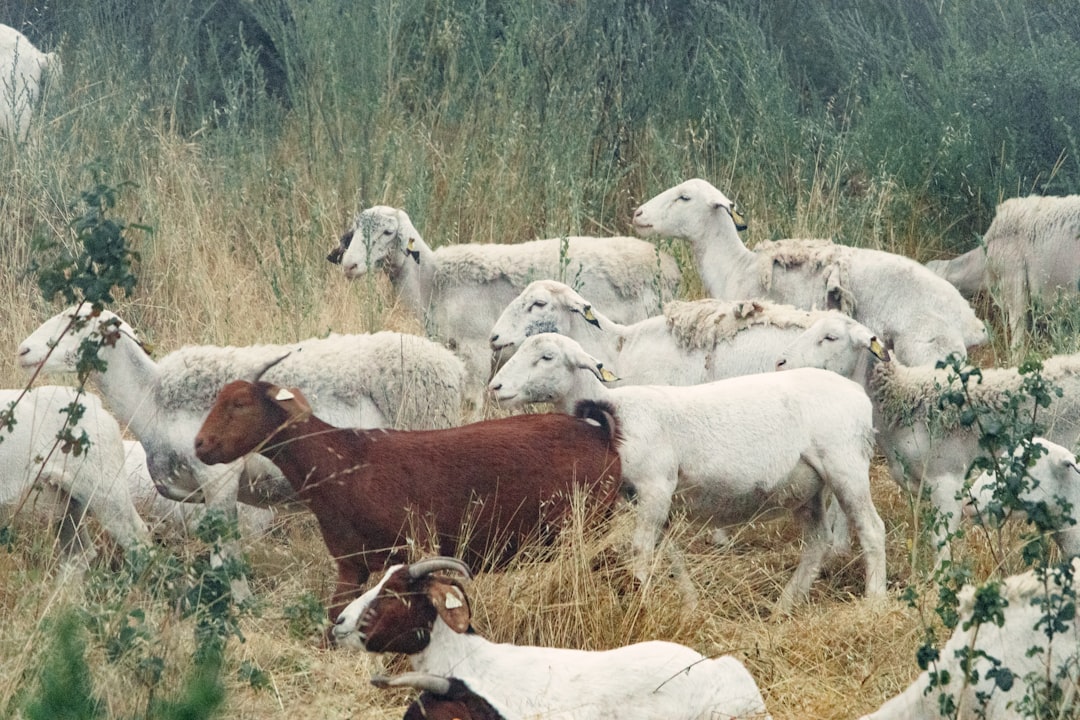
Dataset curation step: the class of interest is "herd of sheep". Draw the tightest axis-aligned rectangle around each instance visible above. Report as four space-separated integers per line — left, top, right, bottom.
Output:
5 21 1080 720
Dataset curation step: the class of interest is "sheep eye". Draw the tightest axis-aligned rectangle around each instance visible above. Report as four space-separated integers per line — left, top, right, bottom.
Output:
529 301 547 310
677 195 690 202
824 334 838 342
540 353 555 361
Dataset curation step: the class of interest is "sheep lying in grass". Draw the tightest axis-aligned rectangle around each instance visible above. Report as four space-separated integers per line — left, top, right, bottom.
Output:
776 313 1080 557
18 304 466 599
193 373 621 620
488 333 886 610
0 23 60 141
489 278 832 383
963 437 1080 558
329 205 681 401
928 194 1080 352
860 559 1080 719
0 385 149 571
633 178 988 366
334 558 773 720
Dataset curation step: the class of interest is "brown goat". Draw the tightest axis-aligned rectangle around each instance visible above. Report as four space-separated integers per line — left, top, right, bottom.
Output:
193 379 621 619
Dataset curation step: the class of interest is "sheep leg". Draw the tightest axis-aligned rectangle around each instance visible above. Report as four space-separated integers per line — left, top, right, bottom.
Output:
776 496 829 613
830 482 887 600
198 465 253 603
628 478 677 591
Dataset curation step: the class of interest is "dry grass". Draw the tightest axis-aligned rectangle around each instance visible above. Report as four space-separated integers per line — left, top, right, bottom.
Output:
0 108 1048 719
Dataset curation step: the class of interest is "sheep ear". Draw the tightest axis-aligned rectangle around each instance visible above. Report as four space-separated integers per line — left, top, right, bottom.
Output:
397 210 423 264
406 238 421 265
869 337 888 361
575 304 600 328
595 362 619 383
428 581 471 634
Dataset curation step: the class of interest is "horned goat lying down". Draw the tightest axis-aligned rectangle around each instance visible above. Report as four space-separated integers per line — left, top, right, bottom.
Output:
333 558 773 720
963 437 1080 558
633 178 988 366
0 385 149 571
775 313 1080 557
488 333 887 611
489 278 833 383
18 304 466 599
328 205 681 401
0 23 60 141
927 194 1080 353
193 374 621 620
860 558 1080 719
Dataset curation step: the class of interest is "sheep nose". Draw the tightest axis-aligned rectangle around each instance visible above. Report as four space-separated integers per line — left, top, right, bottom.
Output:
489 332 500 345
343 262 358 277
775 357 788 370
488 381 502 394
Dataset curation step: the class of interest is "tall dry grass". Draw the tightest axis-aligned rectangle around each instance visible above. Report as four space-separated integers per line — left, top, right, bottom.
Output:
2 1 1078 716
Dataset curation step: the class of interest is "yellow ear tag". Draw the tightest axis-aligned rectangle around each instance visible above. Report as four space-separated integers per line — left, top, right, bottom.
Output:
407 238 415 252
583 307 597 322
869 337 886 360
275 388 295 401
731 207 748 231
599 366 619 383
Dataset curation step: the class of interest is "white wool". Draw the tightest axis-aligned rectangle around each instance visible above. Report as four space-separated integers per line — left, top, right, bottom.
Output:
634 178 987 365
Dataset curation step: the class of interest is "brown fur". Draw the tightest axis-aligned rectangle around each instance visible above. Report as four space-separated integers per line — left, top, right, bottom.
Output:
194 381 621 619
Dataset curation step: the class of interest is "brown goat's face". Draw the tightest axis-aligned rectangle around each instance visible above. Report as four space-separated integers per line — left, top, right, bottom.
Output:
356 569 442 654
195 380 288 465
343 565 472 654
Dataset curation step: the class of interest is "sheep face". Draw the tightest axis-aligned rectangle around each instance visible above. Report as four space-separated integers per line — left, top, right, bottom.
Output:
339 206 419 280
194 380 312 465
632 178 745 241
488 333 615 408
488 280 599 356
18 305 138 373
332 562 472 652
775 314 885 377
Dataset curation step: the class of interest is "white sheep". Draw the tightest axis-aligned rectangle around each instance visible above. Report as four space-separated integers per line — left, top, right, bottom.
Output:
0 24 59 141
633 178 988 366
121 439 276 539
925 246 987 300
17 304 467 598
930 195 1080 352
330 205 682 400
0 385 150 571
775 313 1080 558
964 437 1080 558
333 558 774 720
860 559 1080 719
488 333 886 610
489 279 835 384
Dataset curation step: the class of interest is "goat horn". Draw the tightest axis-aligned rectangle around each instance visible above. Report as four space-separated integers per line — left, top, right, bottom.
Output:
407 557 473 580
251 352 292 382
371 672 452 695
